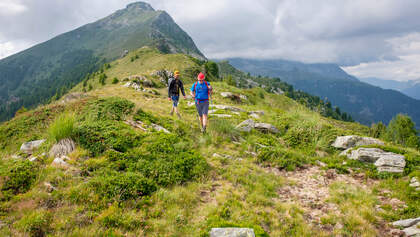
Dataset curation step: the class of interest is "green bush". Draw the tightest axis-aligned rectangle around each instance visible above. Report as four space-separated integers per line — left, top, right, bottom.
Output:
15 210 51 237
48 113 76 141
88 171 157 202
84 97 135 121
129 133 208 186
1 160 37 199
133 108 157 124
112 77 119 84
385 114 420 149
75 120 142 156
257 147 310 171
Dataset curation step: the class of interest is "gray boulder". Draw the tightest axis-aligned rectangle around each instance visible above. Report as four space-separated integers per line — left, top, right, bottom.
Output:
403 226 420 237
20 139 46 154
409 177 420 188
213 114 233 118
236 119 255 132
214 105 245 112
49 138 76 158
254 123 279 134
393 217 420 228
220 92 234 98
210 228 255 237
332 135 384 149
151 123 170 134
345 148 405 173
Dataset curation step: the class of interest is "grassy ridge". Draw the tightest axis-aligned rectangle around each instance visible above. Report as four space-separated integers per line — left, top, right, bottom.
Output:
0 50 418 236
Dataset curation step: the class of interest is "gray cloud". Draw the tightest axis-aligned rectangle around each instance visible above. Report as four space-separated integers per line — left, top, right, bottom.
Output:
1 0 420 80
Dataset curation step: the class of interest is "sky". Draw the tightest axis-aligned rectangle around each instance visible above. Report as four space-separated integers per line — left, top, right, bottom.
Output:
1 0 420 81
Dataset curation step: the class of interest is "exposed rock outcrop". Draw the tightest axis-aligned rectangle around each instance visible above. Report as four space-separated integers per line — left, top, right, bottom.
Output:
49 138 76 158
343 148 406 173
332 135 384 149
236 119 279 134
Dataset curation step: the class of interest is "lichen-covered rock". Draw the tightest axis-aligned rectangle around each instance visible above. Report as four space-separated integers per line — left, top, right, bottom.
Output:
344 148 405 173
20 139 46 154
52 156 70 168
236 119 255 132
151 123 170 134
220 92 234 98
393 217 420 228
49 138 76 158
210 228 255 237
214 105 245 112
254 123 279 134
332 135 384 149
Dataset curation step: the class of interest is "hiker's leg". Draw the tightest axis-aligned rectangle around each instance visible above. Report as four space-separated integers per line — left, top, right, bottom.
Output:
203 114 208 127
199 115 203 127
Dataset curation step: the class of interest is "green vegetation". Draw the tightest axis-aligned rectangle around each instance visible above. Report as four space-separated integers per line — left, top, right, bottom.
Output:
0 48 418 236
48 113 76 142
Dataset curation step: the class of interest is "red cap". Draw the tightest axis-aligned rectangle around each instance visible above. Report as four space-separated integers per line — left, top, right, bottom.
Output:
198 72 205 80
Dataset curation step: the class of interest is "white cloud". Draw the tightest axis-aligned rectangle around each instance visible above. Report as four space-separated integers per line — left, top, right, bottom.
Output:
0 0 27 16
1 0 420 80
343 33 420 81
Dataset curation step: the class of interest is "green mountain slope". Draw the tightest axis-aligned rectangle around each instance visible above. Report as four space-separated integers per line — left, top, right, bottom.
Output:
0 2 204 122
0 48 419 236
227 58 420 128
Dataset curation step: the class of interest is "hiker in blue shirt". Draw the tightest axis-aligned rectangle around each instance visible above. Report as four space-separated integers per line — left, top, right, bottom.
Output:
190 72 212 133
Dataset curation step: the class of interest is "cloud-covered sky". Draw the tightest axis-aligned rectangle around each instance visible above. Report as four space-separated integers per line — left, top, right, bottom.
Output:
1 0 420 81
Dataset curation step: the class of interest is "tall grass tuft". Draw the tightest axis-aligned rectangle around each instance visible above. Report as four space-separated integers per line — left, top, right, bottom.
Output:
48 113 76 142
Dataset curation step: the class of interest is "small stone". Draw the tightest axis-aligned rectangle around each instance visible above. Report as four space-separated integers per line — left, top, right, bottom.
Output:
254 123 279 134
239 94 248 100
409 182 420 188
249 113 260 119
213 114 232 118
411 177 418 183
393 217 420 228
325 169 337 179
403 226 420 236
28 156 38 162
210 228 255 237
150 123 170 134
316 160 327 167
236 119 255 132
52 156 70 168
44 182 57 193
11 154 22 159
220 92 234 98
20 139 46 154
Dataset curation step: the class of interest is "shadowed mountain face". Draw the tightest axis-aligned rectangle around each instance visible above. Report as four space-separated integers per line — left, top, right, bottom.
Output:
0 2 204 121
359 77 420 100
227 58 420 128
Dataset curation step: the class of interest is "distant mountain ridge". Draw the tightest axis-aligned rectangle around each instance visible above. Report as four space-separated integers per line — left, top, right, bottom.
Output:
359 77 420 100
227 58 420 128
0 1 204 121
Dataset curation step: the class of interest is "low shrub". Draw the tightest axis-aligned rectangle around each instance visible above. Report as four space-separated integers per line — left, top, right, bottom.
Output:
112 77 119 84
257 147 310 171
75 120 142 156
1 160 38 199
83 97 134 121
15 210 51 237
133 108 157 124
88 171 157 202
96 205 143 230
48 113 76 142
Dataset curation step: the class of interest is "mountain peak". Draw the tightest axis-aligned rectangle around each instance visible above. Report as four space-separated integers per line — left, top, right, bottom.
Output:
126 2 155 11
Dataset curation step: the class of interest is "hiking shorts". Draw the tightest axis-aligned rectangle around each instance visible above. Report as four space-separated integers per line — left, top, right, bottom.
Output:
171 95 179 107
195 100 209 116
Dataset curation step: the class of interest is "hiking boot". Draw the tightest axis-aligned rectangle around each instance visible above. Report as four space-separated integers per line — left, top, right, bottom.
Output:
176 112 181 119
202 125 207 133
170 111 174 116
